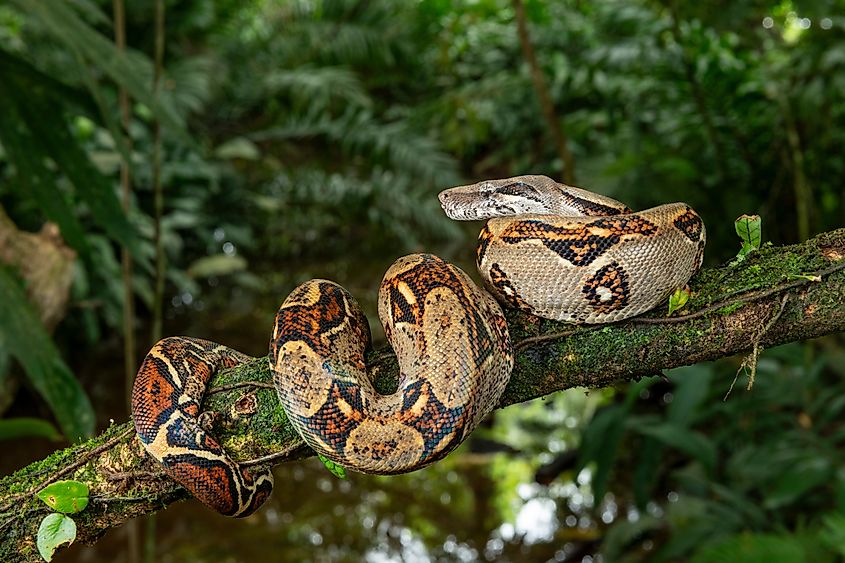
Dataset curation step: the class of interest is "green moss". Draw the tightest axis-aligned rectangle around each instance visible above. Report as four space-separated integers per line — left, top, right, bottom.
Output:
684 234 839 312
716 302 746 315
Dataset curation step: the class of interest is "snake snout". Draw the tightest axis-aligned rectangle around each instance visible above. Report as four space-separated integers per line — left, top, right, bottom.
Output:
437 189 451 207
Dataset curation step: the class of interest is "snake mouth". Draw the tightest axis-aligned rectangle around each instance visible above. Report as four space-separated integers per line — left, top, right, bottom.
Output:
439 189 501 221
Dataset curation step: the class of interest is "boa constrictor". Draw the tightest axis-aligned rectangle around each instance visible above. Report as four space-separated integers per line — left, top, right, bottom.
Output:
132 175 705 517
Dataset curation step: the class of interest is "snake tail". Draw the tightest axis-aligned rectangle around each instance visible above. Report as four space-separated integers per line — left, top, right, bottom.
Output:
131 337 274 517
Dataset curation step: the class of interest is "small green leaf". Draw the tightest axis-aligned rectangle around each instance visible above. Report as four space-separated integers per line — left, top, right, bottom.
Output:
734 214 762 260
37 481 90 514
318 454 347 479
667 286 691 315
37 513 77 561
787 273 821 282
214 137 261 161
187 255 248 278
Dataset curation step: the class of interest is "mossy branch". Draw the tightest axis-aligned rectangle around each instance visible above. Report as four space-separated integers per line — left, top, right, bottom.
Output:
2 229 845 561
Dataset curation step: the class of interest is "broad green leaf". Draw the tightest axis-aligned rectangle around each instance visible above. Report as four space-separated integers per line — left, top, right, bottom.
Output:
318 454 347 479
764 457 832 509
667 365 713 426
37 481 90 513
0 267 94 441
734 214 762 259
821 512 845 557
576 380 657 501
37 513 77 561
658 497 724 561
709 482 767 527
0 418 62 441
633 423 717 474
632 435 663 509
691 532 806 563
575 404 628 501
667 286 690 315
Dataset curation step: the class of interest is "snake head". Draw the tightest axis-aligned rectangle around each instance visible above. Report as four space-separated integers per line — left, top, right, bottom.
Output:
438 175 559 220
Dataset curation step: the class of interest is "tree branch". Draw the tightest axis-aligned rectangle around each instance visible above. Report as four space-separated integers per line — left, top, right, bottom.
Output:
2 228 844 561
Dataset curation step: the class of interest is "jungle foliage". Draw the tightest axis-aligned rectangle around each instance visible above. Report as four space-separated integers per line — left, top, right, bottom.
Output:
0 0 844 561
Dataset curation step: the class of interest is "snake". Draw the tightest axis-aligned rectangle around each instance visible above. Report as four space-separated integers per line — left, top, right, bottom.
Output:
132 174 705 517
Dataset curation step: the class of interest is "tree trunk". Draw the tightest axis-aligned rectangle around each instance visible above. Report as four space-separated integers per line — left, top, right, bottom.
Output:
1 228 844 562
512 0 577 183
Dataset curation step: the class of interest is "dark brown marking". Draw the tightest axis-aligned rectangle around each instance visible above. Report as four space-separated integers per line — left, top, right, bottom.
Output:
272 282 368 357
398 379 466 463
381 254 495 367
476 223 494 267
488 263 532 312
500 216 657 266
673 206 704 242
581 261 630 313
304 381 364 456
560 191 631 216
496 181 544 202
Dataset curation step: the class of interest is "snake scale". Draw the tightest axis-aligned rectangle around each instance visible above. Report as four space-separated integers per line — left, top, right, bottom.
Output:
132 175 705 516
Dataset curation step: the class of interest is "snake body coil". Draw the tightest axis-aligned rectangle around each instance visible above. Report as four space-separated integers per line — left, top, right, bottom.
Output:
271 254 512 474
131 175 705 516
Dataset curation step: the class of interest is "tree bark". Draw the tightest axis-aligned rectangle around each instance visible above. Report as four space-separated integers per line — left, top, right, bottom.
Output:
2 228 844 561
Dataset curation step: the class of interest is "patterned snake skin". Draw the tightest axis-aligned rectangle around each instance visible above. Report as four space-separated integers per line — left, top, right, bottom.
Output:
132 175 704 516
439 175 706 323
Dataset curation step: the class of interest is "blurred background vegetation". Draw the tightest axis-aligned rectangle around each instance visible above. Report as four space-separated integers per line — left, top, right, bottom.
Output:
0 0 844 561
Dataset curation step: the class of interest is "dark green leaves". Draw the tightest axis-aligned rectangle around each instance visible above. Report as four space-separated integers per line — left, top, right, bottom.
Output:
7 0 185 134
575 403 629 501
633 423 716 474
0 55 142 260
576 379 655 501
0 77 90 256
690 534 807 563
